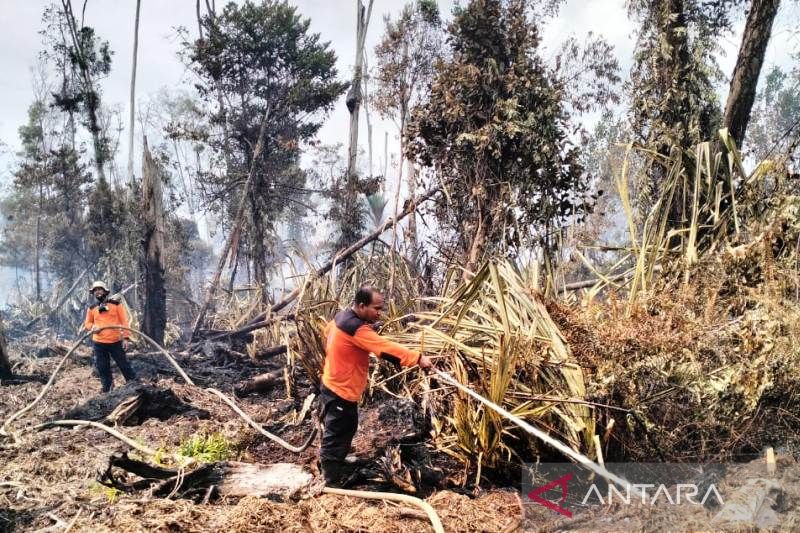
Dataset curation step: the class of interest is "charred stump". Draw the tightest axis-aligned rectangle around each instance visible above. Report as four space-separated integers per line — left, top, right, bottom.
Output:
141 137 167 345
0 315 11 379
58 383 208 426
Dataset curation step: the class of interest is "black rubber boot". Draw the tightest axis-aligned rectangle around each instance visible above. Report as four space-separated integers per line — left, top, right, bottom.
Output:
321 459 346 487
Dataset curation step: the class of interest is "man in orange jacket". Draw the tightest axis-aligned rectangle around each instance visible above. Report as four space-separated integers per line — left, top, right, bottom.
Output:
84 281 137 393
319 285 432 486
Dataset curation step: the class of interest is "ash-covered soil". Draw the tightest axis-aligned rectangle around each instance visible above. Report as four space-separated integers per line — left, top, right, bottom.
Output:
0 337 521 532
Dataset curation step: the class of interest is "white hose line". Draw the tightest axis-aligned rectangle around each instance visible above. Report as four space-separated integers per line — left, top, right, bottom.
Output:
1 330 93 440
204 387 317 452
322 487 444 533
431 368 630 490
2 326 315 454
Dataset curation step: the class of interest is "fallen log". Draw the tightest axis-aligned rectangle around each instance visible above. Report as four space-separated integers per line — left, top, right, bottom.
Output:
101 455 314 501
234 369 283 396
255 344 287 360
194 314 292 345
710 478 781 530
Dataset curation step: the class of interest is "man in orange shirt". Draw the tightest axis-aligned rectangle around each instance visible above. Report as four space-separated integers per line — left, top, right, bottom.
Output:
319 285 432 486
84 281 137 393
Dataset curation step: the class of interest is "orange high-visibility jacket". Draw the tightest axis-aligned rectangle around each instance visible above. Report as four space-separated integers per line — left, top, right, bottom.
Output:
84 299 130 344
322 309 420 402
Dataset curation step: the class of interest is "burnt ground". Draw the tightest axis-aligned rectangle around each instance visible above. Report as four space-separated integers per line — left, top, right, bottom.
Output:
5 337 800 532
0 338 521 532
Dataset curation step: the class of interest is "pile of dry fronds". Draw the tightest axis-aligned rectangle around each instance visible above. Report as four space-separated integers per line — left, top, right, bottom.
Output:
393 262 594 475
556 131 800 461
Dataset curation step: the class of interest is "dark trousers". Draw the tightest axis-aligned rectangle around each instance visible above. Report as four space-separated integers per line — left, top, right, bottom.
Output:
94 341 137 392
319 384 358 484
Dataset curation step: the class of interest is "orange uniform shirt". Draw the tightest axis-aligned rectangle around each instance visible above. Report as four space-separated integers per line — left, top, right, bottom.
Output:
322 309 420 402
84 299 130 344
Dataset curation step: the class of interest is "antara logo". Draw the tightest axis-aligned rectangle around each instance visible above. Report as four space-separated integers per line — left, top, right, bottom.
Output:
527 474 724 517
527 473 573 518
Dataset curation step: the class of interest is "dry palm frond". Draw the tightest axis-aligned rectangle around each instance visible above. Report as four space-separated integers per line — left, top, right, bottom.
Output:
290 253 594 473
292 250 424 387
392 261 594 471
616 129 785 311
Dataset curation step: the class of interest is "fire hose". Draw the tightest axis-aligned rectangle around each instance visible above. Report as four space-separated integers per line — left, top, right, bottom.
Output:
429 367 631 491
1 325 315 452
1 326 444 531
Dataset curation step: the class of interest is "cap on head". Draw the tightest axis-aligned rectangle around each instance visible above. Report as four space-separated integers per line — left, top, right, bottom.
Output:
90 280 109 293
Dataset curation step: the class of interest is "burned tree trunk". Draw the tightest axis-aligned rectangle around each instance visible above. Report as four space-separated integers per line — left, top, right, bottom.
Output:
127 0 142 185
723 0 781 147
141 137 167 346
339 0 374 248
0 316 11 379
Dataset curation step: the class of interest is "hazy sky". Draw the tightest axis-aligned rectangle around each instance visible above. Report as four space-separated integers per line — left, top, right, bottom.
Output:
0 1 797 299
0 1 797 190
0 0 631 182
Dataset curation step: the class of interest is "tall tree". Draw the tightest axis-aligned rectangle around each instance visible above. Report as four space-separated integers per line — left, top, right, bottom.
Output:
373 0 443 271
17 101 48 301
406 0 595 275
723 0 781 147
127 0 142 185
50 0 114 183
338 0 374 250
183 0 347 299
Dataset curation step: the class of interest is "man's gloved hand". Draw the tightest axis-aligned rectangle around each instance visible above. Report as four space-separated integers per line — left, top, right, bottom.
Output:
371 321 385 332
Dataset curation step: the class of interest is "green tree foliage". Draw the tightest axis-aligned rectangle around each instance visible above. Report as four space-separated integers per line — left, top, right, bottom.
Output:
85 176 140 289
183 0 347 287
0 101 92 282
406 0 599 271
41 3 114 179
627 0 743 218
